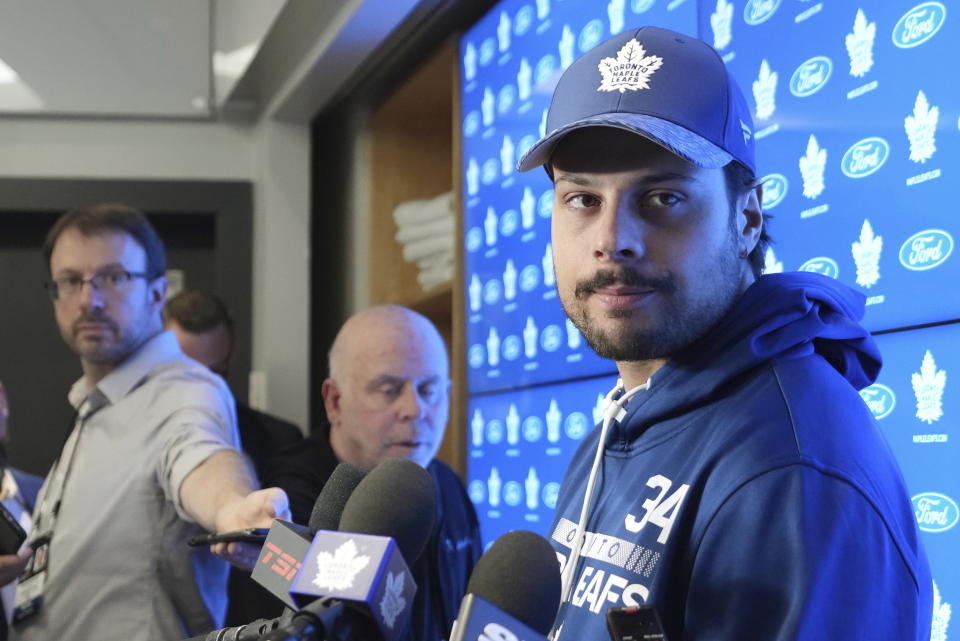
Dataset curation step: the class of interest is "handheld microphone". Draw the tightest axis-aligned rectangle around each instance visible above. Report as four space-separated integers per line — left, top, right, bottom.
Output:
251 462 367 608
264 458 437 641
184 463 368 641
308 462 368 534
182 610 294 641
449 530 561 641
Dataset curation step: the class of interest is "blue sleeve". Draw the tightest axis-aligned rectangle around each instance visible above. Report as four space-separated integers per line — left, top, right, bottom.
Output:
686 464 931 641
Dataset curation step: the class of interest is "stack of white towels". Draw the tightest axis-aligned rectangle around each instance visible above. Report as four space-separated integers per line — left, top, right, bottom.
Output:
392 191 455 292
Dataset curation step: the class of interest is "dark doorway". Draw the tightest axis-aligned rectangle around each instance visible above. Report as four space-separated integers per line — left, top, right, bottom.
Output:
0 179 252 476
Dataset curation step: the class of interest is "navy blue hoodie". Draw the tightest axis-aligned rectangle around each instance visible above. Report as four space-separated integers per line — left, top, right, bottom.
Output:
550 273 932 641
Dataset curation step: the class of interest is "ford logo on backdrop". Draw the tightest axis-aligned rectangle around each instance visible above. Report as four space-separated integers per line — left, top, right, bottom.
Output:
912 493 959 533
892 2 947 49
799 257 839 279
463 111 480 137
760 174 788 209
744 0 781 25
859 384 896 420
899 229 954 271
479 38 496 66
790 56 832 97
514 5 534 36
579 19 604 53
841 137 890 178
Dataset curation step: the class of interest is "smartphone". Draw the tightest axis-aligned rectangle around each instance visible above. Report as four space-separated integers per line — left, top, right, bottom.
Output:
186 528 270 547
605 605 668 641
0 501 27 555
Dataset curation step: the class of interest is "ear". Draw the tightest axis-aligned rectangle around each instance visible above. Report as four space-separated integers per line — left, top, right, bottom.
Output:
736 183 764 257
321 378 342 425
149 275 168 308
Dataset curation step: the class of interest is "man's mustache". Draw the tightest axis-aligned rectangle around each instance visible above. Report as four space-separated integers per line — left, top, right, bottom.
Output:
574 269 675 299
72 314 118 334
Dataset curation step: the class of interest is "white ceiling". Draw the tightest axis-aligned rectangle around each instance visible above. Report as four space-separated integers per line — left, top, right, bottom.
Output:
0 0 453 123
0 0 284 119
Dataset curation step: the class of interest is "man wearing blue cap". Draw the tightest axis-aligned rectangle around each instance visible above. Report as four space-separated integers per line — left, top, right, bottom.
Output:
518 27 931 641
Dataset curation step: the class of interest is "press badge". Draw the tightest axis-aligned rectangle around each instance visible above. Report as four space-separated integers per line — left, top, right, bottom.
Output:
12 535 50 625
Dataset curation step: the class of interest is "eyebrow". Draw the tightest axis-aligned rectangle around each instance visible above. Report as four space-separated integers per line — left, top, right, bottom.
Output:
554 171 700 187
367 374 442 389
53 262 130 278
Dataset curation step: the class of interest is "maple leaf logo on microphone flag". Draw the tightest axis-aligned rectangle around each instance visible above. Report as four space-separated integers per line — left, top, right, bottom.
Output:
312 539 371 591
379 571 407 628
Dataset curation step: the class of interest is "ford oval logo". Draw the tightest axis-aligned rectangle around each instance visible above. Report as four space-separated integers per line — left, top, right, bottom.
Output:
540 324 563 352
912 492 959 532
893 2 947 49
859 384 896 420
760 173 788 209
899 229 954 271
578 19 604 53
468 481 486 504
841 137 890 178
468 345 485 369
799 257 839 279
564 412 590 440
790 56 832 97
744 0 781 25
514 5 534 36
632 0 655 13
479 37 496 66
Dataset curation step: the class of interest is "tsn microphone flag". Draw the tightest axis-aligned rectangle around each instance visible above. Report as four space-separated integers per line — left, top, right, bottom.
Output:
290 530 416 641
251 520 312 609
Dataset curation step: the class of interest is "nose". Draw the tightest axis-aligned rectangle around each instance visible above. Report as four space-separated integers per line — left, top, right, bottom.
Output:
593 199 645 262
79 279 107 312
395 383 426 421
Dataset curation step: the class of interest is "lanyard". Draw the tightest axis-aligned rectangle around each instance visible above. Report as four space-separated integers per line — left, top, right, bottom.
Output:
31 396 102 540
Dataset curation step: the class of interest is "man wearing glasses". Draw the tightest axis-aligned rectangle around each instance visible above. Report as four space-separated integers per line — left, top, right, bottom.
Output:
5 203 288 641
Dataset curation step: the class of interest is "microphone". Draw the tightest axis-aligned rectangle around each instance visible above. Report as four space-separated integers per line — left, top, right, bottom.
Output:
309 462 368 534
182 464 368 641
251 462 367 608
264 457 437 641
449 530 561 641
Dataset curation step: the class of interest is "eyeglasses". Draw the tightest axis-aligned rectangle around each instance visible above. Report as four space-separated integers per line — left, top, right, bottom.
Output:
44 270 150 301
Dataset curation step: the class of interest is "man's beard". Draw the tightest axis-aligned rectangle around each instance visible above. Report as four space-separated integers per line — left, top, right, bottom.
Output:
563 239 743 363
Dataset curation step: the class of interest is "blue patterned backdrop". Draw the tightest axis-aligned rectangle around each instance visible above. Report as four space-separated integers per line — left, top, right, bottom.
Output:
460 1 956 632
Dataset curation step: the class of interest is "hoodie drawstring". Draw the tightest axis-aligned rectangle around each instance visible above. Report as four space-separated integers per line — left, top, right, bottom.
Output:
551 377 651 639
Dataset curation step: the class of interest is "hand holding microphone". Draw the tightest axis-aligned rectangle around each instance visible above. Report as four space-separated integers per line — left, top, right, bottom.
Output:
250 462 368 609
209 487 293 569
183 462 368 641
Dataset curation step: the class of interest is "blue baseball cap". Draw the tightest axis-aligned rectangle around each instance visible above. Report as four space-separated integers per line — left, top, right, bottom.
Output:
516 26 756 175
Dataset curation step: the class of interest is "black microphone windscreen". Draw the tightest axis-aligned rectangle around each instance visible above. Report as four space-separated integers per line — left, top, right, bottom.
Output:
466 530 561 636
337 458 437 565
308 462 367 535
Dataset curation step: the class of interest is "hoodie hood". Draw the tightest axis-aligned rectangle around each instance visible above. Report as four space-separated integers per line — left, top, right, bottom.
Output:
613 272 881 441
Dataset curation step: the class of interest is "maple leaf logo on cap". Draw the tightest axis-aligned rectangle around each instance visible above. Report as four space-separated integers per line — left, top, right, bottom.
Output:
598 38 663 93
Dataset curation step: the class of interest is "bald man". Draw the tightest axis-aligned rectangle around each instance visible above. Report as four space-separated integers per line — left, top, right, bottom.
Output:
264 305 481 641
